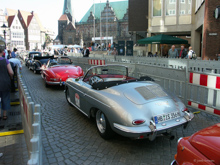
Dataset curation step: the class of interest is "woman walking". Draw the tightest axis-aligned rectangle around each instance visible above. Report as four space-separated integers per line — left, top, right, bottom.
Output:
0 48 14 120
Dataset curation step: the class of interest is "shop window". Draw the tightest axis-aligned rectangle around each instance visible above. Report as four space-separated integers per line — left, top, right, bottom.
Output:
153 0 162 17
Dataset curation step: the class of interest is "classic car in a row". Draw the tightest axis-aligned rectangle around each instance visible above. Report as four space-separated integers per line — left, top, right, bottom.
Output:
25 51 42 67
41 57 84 87
64 64 194 140
171 123 220 165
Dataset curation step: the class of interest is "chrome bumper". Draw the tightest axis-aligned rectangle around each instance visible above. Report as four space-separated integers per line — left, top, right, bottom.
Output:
113 112 194 140
170 160 176 165
46 81 65 86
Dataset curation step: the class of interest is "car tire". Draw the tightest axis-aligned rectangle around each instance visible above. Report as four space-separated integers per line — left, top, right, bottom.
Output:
33 66 37 74
96 110 114 140
44 77 49 88
65 88 72 106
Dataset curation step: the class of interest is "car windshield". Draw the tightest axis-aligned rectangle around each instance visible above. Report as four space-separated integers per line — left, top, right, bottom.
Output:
57 57 72 64
30 52 41 58
83 65 128 82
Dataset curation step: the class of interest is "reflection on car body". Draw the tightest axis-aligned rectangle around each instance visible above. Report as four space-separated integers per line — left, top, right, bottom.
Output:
65 64 194 140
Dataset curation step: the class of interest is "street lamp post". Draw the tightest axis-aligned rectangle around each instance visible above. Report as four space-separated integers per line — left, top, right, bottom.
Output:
1 24 7 49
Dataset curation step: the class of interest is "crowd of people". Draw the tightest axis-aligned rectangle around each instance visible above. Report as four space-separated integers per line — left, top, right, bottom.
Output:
167 45 196 59
0 47 22 122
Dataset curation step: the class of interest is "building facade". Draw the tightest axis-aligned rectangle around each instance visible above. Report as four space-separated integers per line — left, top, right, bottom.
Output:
8 14 25 50
57 0 131 47
128 0 149 42
0 9 9 48
4 8 46 51
191 0 220 60
147 0 220 59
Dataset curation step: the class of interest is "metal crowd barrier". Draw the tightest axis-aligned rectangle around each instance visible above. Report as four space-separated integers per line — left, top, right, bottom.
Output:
68 56 220 117
17 68 42 165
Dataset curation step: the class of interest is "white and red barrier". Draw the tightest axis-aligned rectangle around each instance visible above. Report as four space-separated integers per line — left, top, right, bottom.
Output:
188 72 220 116
88 59 105 66
18 68 42 165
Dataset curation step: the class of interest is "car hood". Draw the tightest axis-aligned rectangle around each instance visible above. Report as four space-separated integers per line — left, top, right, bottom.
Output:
50 65 83 78
188 123 220 165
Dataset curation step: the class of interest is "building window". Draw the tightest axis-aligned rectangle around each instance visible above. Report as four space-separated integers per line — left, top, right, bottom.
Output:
180 10 185 15
169 0 176 4
166 0 176 16
168 10 176 15
180 0 191 15
180 0 185 3
68 37 72 44
153 0 162 17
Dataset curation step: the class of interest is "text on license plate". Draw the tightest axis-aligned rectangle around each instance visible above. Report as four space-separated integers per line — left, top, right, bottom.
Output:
154 111 180 124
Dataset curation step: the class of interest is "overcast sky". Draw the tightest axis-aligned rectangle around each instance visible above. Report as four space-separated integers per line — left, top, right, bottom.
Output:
1 0 124 35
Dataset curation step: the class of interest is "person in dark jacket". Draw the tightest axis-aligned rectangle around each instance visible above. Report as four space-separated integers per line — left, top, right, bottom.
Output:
0 48 14 120
82 46 90 57
179 46 187 59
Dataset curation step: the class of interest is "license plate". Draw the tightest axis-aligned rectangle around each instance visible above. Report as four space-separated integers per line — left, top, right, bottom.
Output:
154 111 180 124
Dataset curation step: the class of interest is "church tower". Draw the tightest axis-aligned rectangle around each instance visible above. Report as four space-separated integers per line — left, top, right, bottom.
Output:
62 0 74 24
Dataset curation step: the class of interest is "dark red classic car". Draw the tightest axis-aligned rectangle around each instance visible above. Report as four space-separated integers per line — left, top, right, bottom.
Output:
41 57 83 87
171 123 220 165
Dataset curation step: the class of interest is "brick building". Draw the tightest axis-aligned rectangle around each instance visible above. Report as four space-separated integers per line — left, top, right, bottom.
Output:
57 0 131 47
190 0 220 60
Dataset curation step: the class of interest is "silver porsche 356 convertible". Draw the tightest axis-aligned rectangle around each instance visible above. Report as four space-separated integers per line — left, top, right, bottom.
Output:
65 65 194 140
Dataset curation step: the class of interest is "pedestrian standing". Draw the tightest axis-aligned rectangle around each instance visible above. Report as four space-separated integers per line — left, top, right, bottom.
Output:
107 47 112 55
0 48 14 120
179 45 187 59
186 46 196 59
11 48 17 58
82 46 90 57
111 47 118 55
168 45 178 58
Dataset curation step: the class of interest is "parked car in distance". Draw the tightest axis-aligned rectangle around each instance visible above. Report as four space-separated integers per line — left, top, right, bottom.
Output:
25 51 42 67
65 65 194 140
171 123 220 165
29 55 54 74
41 57 84 87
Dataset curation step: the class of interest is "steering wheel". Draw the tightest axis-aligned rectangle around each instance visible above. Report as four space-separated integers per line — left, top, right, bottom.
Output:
89 75 104 85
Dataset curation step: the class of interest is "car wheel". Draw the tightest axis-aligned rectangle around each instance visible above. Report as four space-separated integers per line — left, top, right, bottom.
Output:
33 66 37 74
96 110 114 139
65 88 72 106
44 77 49 88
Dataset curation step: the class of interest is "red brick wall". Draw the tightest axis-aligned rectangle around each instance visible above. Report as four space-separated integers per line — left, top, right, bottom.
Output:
202 1 220 60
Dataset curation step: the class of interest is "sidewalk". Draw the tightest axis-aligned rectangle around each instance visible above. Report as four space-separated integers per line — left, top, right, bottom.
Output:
0 91 28 165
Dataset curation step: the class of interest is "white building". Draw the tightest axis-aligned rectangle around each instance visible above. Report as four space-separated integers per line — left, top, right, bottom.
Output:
8 14 25 50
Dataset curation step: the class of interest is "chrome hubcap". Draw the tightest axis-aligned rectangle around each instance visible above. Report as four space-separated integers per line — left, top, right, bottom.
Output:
96 111 106 133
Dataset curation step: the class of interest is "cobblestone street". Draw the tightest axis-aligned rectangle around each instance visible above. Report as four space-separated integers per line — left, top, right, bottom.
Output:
21 65 220 165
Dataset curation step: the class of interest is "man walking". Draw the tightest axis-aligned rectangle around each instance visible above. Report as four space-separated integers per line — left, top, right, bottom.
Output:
168 45 178 58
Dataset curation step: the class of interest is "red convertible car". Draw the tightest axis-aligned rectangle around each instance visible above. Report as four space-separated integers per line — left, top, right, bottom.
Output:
41 57 84 87
171 123 220 165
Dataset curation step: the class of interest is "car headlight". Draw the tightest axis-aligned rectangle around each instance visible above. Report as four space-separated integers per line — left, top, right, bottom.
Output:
177 137 183 144
50 78 58 81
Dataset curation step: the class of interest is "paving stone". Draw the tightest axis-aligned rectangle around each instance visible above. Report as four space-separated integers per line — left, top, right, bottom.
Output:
13 63 220 165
